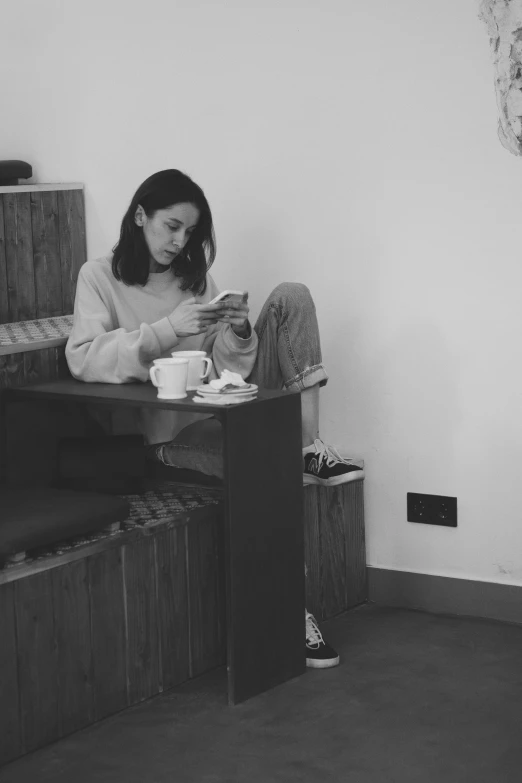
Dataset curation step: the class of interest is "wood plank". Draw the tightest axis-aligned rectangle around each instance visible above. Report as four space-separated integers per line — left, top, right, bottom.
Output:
318 486 349 620
187 511 226 678
4 191 36 321
0 183 84 194
52 559 94 736
344 481 367 608
123 536 160 704
31 190 63 318
88 547 128 721
303 486 322 620
0 582 22 766
155 527 190 690
0 351 26 390
0 335 69 356
14 570 59 753
58 189 86 313
0 196 9 323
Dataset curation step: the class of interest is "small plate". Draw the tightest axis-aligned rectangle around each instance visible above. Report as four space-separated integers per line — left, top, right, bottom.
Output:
195 383 258 396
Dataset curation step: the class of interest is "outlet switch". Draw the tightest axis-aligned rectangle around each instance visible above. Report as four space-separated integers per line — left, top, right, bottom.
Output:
407 493 457 527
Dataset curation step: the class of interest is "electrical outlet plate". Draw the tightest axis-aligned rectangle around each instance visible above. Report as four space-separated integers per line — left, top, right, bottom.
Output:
407 492 457 528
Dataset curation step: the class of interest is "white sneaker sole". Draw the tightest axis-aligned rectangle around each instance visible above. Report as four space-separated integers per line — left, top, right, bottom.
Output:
306 655 340 669
303 469 365 487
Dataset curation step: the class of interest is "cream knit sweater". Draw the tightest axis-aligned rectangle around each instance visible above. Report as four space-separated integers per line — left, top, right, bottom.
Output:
66 255 258 444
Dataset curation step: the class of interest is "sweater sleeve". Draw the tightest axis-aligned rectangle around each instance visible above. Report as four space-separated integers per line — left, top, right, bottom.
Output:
199 276 258 381
65 263 180 384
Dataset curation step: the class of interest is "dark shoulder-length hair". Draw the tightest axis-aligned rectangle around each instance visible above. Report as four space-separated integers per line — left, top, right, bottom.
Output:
112 169 216 294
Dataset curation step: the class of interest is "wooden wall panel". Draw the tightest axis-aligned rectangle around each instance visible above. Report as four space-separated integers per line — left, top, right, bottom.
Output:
0 351 26 389
14 570 59 753
52 560 94 736
31 190 63 319
123 536 161 704
58 189 86 314
88 547 128 721
303 487 322 619
345 481 368 608
318 487 350 619
0 196 9 323
187 515 226 677
0 582 22 764
303 482 367 622
3 192 36 322
155 527 190 691
0 186 85 325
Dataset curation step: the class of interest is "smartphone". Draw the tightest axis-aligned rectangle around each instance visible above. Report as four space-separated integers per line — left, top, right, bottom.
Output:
209 290 247 305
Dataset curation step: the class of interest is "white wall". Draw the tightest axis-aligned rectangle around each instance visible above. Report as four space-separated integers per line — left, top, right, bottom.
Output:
2 0 522 585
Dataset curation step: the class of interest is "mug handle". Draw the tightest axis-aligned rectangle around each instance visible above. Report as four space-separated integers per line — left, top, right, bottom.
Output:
149 365 161 387
200 357 213 380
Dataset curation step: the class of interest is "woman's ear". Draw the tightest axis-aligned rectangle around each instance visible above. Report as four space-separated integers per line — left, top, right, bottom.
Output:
134 204 145 227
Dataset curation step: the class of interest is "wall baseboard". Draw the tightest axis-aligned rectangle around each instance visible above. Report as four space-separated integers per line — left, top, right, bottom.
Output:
368 567 522 625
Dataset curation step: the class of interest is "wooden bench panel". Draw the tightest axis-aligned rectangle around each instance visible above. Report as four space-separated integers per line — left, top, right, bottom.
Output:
0 582 21 765
304 481 367 621
0 496 225 767
0 185 86 324
88 546 128 722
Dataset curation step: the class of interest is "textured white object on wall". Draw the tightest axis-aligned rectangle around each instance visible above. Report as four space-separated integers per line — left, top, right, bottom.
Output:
479 0 522 155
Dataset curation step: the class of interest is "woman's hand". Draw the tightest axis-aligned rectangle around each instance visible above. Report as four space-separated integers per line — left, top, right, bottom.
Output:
216 295 251 338
170 298 223 337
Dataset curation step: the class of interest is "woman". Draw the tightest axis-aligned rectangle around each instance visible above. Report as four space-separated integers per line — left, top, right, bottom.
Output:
66 169 363 669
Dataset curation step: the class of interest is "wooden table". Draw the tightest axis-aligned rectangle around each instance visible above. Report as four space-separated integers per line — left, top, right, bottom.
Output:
2 378 306 705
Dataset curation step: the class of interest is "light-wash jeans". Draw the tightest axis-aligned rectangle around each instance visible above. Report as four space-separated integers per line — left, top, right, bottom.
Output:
151 282 328 478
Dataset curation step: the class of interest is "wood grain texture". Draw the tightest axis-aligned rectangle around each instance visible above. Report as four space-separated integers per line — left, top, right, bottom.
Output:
88 547 128 721
58 189 86 314
52 559 94 736
0 351 26 389
303 482 367 622
14 570 59 753
303 486 322 619
344 481 367 608
0 582 22 766
3 192 36 321
187 513 226 678
31 190 63 319
123 536 160 704
318 486 349 619
155 527 190 691
0 196 9 323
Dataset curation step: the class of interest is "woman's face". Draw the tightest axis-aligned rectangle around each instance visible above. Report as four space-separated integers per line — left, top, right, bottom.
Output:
135 202 200 271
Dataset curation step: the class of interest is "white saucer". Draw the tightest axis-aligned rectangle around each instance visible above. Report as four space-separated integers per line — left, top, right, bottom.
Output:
196 383 258 396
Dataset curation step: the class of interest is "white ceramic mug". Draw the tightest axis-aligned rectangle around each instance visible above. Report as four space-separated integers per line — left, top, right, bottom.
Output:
171 350 213 391
149 357 189 399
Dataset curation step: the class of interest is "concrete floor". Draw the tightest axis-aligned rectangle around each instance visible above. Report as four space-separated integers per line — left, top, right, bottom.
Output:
2 603 522 783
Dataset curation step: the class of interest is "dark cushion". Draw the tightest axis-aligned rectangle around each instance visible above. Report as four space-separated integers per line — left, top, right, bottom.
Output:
0 487 130 561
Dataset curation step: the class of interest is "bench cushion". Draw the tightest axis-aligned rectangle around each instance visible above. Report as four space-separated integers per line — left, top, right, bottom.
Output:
0 487 129 561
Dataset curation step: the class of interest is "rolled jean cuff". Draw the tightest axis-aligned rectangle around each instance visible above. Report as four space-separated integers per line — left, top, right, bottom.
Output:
160 442 224 479
284 363 328 392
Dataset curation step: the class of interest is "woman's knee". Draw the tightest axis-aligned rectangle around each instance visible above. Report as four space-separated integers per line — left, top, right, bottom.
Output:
267 282 314 308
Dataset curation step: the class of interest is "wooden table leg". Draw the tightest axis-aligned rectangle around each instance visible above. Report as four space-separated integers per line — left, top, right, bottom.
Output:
221 392 305 705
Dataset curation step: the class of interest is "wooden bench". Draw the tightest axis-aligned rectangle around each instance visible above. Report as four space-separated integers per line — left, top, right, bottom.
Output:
0 484 225 766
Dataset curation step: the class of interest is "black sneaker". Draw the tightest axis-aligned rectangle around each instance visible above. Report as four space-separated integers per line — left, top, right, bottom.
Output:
305 612 340 669
303 439 364 486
